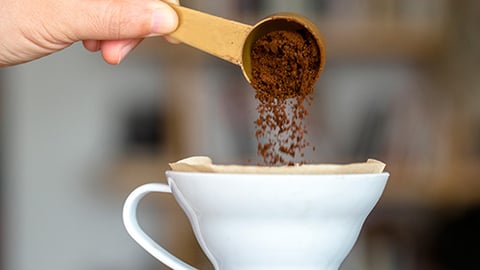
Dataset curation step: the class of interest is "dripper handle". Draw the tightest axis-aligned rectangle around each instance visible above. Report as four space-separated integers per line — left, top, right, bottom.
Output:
168 4 252 65
123 183 197 270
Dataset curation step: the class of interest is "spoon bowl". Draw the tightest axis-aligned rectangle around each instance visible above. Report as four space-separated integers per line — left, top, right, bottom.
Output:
241 13 326 83
168 4 326 84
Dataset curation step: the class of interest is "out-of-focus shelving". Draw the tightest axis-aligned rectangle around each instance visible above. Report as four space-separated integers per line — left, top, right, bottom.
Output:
320 19 446 60
384 161 480 207
111 1 480 269
130 0 480 208
141 0 449 61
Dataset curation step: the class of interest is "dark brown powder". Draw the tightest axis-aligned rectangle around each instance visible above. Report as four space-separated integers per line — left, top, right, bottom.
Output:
251 29 320 166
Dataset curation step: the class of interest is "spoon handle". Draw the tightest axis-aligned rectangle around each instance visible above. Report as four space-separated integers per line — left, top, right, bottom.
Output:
168 4 252 65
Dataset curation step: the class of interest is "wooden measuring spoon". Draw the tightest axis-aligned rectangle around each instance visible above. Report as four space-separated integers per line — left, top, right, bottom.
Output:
167 4 326 84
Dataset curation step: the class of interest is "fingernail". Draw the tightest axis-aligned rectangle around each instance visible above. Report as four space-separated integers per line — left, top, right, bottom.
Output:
151 7 178 34
118 41 136 63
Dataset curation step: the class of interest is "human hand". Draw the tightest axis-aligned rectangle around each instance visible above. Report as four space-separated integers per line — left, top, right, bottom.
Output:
0 0 179 66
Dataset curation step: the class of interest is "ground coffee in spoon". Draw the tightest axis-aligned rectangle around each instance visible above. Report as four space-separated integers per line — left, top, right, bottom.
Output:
251 29 321 166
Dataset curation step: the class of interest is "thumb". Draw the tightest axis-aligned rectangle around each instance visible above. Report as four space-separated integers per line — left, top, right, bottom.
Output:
68 0 178 41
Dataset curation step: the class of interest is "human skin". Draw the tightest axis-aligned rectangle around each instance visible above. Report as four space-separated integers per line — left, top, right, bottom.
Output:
0 0 180 66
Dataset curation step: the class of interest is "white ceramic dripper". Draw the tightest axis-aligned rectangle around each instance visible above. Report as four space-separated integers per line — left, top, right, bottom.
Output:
123 170 388 269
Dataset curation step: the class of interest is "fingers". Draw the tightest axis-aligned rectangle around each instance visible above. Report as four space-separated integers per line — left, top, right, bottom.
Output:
150 4 179 36
70 0 178 41
99 39 143 64
82 38 143 64
82 40 101 52
159 0 181 44
78 0 181 64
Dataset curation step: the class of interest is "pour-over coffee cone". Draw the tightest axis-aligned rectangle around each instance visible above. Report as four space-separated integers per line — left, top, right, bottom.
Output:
124 156 389 270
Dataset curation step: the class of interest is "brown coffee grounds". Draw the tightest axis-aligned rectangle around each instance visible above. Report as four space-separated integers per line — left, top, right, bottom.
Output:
251 29 320 166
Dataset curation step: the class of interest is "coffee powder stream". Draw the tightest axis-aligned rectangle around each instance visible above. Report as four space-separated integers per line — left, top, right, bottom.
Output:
251 29 321 166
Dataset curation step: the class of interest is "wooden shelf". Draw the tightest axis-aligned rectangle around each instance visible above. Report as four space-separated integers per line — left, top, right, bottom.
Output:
136 18 447 62
381 160 480 208
319 19 446 60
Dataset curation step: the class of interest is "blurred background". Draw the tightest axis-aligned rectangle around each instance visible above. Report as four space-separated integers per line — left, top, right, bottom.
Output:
1 0 479 269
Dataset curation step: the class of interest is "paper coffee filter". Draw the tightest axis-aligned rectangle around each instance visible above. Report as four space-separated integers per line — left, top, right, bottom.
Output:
169 156 385 174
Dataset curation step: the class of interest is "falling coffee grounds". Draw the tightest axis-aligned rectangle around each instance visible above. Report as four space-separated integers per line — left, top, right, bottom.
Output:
251 29 321 166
